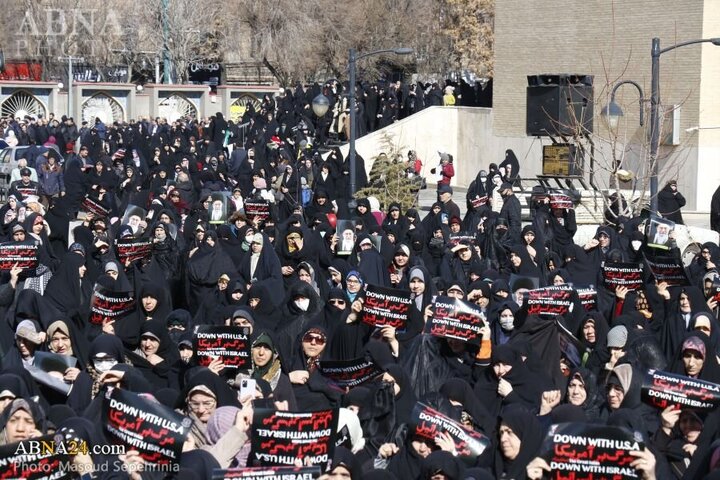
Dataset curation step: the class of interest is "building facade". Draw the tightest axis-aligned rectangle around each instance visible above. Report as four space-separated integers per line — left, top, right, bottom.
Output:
493 0 720 211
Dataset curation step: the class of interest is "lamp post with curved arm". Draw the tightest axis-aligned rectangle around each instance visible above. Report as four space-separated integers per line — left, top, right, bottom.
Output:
648 37 720 212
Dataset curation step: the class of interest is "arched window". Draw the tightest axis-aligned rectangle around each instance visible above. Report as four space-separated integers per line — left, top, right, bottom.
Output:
1 91 47 119
229 94 260 121
82 93 125 124
158 94 198 122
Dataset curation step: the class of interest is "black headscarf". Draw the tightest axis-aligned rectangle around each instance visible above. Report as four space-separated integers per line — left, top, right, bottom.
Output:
385 364 417 425
440 378 492 434
668 332 720 383
177 368 241 411
0 398 46 443
44 251 88 321
421 450 465 480
473 344 546 416
492 404 543 480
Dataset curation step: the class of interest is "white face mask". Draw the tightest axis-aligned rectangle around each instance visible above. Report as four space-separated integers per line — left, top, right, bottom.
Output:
294 298 310 312
244 234 254 244
500 315 514 331
94 359 118 373
631 240 642 251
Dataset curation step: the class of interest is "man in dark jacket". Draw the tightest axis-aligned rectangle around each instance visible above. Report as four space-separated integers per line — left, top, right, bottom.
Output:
8 168 40 201
657 179 686 224
438 184 461 222
499 182 522 241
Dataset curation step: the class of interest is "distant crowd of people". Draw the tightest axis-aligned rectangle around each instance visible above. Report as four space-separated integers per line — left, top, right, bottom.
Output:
0 77 719 480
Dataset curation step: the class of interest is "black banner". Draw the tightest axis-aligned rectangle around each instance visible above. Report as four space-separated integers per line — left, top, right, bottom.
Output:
89 285 135 326
0 434 71 480
250 409 338 472
244 199 270 221
193 326 251 370
470 196 488 209
0 243 38 270
409 403 489 459
644 256 689 287
211 466 321 480
576 286 597 311
448 234 476 247
601 262 644 292
641 369 720 411
115 238 153 264
558 322 584 368
541 422 643 479
27 352 78 395
103 387 191 465
426 296 485 344
361 284 412 332
81 196 110 217
317 357 382 388
549 193 574 210
526 285 575 318
15 186 38 199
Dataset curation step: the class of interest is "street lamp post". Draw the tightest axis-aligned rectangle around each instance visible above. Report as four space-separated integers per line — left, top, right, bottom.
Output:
58 55 84 121
649 37 720 212
311 94 330 148
348 47 413 206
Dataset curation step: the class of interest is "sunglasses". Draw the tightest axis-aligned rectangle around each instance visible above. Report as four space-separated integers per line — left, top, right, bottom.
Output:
302 333 326 345
329 299 346 306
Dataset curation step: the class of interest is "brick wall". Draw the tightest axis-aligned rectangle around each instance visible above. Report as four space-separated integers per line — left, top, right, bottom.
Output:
493 0 709 208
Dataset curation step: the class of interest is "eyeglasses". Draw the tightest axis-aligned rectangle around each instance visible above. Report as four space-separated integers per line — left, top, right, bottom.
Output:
188 399 216 410
302 333 326 345
329 300 346 306
346 278 360 285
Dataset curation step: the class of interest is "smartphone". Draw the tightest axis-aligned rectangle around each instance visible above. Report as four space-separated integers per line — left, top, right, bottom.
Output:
240 378 257 399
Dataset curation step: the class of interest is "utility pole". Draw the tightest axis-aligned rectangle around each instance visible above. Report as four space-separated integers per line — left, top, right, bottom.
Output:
58 55 85 120
161 0 172 84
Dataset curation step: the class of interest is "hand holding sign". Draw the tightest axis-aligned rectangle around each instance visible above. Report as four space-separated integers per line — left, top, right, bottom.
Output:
660 406 680 434
629 449 657 480
526 457 551 480
656 282 671 300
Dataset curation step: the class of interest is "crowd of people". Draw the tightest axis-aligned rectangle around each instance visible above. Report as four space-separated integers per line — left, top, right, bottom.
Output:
0 84 716 480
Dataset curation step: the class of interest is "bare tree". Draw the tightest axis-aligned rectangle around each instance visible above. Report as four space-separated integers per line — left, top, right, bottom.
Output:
442 0 495 78
3 0 146 81
141 0 227 84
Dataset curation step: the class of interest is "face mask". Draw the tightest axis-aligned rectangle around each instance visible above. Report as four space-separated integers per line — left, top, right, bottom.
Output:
242 236 252 251
94 359 118 373
631 240 642 251
294 298 310 311
500 315 514 331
